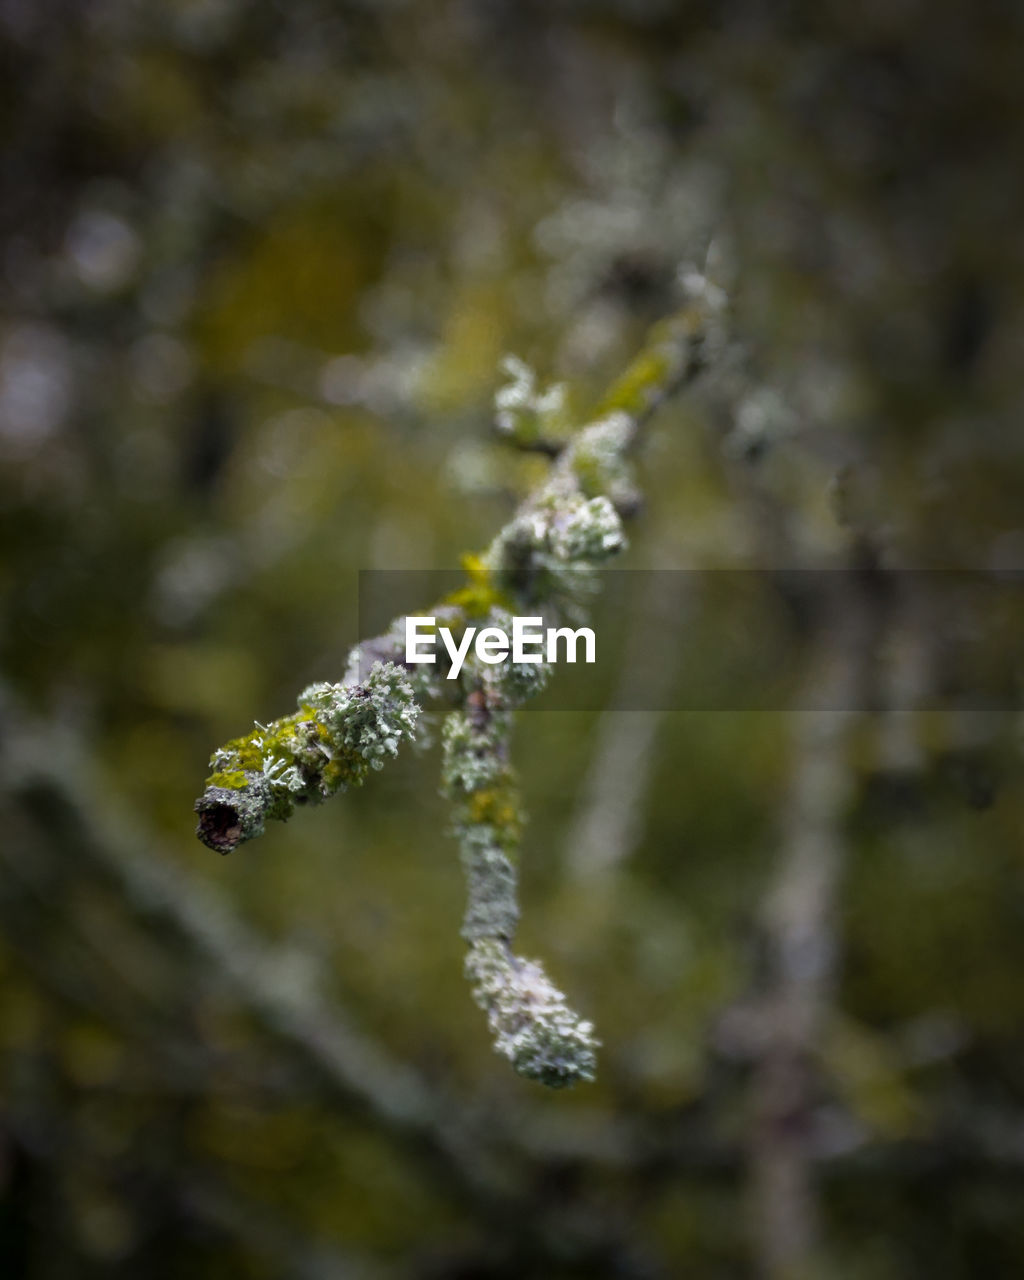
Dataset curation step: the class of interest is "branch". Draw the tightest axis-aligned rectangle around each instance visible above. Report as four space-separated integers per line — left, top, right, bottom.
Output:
749 667 855 1276
744 565 884 1276
195 663 421 853
191 274 721 1084
193 284 716 852
441 649 599 1087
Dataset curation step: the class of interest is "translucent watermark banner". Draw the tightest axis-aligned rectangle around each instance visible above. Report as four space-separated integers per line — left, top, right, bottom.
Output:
356 569 1024 712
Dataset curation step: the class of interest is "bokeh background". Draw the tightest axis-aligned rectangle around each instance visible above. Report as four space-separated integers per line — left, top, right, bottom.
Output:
2 1 1024 1276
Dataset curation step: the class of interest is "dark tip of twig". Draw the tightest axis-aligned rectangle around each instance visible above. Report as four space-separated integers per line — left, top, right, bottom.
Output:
195 799 243 854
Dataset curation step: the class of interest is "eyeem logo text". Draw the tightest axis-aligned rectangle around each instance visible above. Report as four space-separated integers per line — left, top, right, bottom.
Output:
405 616 596 680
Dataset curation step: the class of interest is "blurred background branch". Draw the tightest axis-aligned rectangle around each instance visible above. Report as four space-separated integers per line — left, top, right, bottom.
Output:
2 1 1024 1276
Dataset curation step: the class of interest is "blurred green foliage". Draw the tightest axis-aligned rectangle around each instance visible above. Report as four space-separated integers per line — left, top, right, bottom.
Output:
2 1 1024 1277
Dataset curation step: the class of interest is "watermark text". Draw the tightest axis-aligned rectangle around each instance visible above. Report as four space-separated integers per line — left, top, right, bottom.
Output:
406 616 595 679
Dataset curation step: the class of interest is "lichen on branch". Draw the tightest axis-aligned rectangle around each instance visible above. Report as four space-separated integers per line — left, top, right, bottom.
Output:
441 648 599 1087
192 276 719 1083
195 662 419 854
465 940 599 1088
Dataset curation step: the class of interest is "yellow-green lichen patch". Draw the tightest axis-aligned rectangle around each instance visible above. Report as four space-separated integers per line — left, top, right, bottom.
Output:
443 551 514 618
205 769 249 790
318 744 367 797
466 786 523 850
597 349 673 419
197 663 420 853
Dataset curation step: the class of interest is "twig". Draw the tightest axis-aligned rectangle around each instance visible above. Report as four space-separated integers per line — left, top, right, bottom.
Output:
190 276 720 1084
747 578 877 1278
